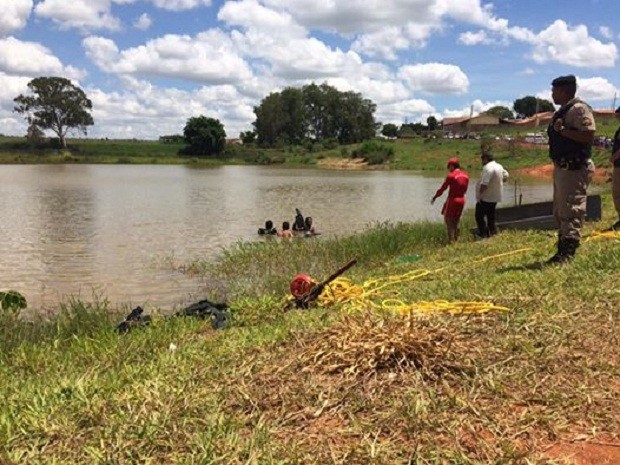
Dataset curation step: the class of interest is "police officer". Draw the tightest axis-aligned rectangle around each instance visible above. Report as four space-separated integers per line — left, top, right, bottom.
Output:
610 106 620 230
547 75 596 263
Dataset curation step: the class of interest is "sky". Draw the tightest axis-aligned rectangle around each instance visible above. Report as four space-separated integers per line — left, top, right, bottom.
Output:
0 0 618 140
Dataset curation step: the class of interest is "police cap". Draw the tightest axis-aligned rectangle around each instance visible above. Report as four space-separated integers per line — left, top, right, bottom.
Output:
551 75 576 87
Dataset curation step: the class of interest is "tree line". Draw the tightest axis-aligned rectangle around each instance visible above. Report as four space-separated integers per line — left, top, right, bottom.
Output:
12 75 558 156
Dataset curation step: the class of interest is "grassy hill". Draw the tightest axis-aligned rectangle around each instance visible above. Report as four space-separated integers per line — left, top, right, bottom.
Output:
1 196 618 463
1 116 616 170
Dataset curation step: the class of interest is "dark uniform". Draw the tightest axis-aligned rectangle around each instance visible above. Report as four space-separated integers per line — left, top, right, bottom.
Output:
547 75 596 261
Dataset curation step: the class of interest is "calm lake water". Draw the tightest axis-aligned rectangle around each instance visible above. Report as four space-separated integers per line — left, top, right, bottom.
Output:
0 164 553 311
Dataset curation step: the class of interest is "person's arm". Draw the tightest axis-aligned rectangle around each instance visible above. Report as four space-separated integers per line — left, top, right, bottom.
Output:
432 176 451 203
554 107 595 145
559 127 595 145
479 184 488 196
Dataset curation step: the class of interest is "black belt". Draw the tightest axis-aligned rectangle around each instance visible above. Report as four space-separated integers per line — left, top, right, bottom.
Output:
553 158 588 171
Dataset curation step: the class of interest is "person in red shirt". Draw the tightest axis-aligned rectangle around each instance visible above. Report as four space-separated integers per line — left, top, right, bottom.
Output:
431 157 469 242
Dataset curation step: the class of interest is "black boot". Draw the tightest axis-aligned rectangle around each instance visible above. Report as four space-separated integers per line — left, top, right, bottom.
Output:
563 238 580 259
547 237 578 265
546 237 564 264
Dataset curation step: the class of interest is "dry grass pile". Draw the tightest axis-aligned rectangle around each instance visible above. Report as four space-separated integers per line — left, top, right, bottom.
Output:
225 313 486 463
295 314 472 380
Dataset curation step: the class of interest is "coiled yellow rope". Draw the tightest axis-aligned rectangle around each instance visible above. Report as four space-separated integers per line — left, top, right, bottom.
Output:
316 249 530 315
584 230 620 242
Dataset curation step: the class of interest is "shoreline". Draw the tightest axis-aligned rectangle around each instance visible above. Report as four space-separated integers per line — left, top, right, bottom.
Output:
515 162 612 183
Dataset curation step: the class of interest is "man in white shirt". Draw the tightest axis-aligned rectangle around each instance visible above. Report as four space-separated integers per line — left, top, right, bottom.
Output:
475 153 509 237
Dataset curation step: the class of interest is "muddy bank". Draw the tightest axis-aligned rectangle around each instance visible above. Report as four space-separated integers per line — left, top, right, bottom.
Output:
516 163 611 184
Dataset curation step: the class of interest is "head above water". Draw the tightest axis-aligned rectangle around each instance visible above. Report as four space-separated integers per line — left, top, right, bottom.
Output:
304 216 313 227
282 221 290 231
265 220 273 229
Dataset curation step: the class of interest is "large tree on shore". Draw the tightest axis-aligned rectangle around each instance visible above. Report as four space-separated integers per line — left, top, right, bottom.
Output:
13 76 94 149
485 105 515 120
513 96 555 118
253 82 376 147
181 115 226 156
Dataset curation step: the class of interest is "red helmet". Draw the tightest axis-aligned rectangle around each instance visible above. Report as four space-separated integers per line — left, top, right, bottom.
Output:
290 273 315 298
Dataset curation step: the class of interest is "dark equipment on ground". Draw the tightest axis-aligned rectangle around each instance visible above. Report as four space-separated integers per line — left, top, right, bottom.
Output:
285 258 358 310
175 298 229 329
116 306 152 333
115 298 230 334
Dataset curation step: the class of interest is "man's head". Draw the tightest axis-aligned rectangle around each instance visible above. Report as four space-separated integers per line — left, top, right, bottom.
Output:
447 157 460 170
481 153 493 165
551 75 577 105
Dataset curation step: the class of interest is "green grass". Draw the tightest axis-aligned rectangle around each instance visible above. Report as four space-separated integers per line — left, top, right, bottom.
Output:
1 192 618 463
1 116 617 171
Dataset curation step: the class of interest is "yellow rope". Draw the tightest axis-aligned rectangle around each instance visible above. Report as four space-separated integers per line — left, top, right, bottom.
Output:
316 248 531 316
584 230 620 242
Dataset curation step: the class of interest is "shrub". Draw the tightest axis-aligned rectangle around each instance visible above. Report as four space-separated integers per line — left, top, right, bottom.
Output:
351 140 394 165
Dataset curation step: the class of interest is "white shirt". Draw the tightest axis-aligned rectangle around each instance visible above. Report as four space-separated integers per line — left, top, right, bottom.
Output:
477 160 509 203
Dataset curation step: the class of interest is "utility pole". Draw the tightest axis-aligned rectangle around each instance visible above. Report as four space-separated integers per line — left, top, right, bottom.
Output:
466 104 473 139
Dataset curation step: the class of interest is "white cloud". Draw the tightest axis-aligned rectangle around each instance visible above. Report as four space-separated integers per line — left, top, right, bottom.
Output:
0 73 39 136
399 63 469 94
599 26 613 40
0 36 86 80
531 20 617 67
151 0 212 10
83 32 254 85
83 77 255 139
133 13 152 30
458 30 490 46
575 77 619 102
521 67 535 76
0 0 33 36
377 99 436 125
441 99 512 119
351 27 421 60
34 0 123 32
218 0 305 37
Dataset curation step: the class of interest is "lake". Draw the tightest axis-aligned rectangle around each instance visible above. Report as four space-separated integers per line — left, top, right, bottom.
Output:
0 164 553 311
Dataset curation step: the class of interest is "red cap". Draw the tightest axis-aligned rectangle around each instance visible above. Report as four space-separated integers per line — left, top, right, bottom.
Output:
447 157 459 167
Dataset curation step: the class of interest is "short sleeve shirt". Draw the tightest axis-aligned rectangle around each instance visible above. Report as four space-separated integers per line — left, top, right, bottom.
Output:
479 160 507 203
563 99 596 132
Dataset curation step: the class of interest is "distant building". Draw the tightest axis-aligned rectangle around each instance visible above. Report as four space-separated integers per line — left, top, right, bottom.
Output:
593 109 616 122
442 113 500 133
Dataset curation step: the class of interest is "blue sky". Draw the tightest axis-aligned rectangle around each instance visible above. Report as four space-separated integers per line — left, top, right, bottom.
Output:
0 0 618 139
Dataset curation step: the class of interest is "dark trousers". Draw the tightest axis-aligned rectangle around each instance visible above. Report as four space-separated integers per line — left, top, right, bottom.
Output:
475 200 498 237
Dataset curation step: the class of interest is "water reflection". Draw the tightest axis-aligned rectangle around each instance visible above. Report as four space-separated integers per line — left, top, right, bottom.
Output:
0 164 554 311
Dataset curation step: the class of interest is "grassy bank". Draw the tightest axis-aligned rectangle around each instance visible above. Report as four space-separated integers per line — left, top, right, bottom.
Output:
1 116 617 171
1 195 619 464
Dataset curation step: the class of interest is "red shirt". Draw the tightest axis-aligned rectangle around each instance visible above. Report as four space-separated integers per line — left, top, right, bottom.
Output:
434 168 469 200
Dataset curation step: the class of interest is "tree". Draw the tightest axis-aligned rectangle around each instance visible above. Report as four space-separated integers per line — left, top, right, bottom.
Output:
13 76 94 149
381 123 398 138
182 116 226 156
239 130 256 144
26 123 45 146
513 96 555 118
426 116 438 131
485 105 514 120
253 82 377 147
